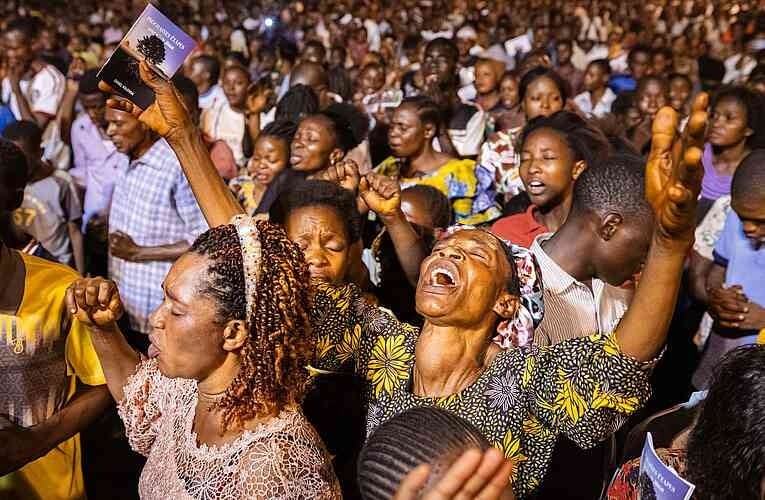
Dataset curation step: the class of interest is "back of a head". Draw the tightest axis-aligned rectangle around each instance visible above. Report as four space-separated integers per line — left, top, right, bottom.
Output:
194 54 221 84
2 120 43 151
172 74 200 112
321 102 368 152
572 153 652 225
402 185 453 229
276 84 320 123
79 69 104 96
5 17 38 40
686 345 765 500
358 407 490 500
0 138 29 203
291 61 329 89
521 111 612 171
731 149 765 206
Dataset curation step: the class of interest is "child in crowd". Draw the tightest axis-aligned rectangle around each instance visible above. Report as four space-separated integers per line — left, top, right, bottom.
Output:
693 150 765 389
229 120 296 215
573 59 616 118
2 120 84 272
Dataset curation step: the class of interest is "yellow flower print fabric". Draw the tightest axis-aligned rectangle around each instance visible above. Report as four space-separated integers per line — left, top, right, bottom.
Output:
311 283 654 499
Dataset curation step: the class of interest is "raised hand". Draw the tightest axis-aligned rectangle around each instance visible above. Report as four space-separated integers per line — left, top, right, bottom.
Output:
98 61 193 138
646 92 708 246
246 80 275 115
316 159 361 193
359 172 401 219
65 278 124 328
393 448 515 500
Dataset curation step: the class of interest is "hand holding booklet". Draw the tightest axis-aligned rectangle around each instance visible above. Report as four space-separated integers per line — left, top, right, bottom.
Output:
637 433 695 500
98 4 196 109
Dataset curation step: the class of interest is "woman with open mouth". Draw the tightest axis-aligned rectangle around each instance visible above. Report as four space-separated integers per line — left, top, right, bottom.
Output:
100 63 709 499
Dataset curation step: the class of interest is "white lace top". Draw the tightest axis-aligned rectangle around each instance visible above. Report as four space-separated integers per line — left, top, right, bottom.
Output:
117 359 341 499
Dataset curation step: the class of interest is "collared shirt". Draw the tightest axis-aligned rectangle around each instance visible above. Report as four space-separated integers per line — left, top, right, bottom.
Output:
573 87 617 118
530 234 633 346
491 205 548 249
108 139 208 334
69 113 129 229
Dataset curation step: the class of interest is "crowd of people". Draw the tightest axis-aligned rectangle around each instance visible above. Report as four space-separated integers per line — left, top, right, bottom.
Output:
0 0 764 499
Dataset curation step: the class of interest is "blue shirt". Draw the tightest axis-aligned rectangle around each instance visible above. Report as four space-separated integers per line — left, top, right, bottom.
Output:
713 211 765 306
108 139 208 333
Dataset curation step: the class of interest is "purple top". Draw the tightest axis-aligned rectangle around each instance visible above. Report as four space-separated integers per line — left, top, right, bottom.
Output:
700 143 733 200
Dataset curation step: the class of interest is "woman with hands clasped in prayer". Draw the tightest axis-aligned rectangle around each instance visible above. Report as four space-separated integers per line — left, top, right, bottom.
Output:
100 62 709 499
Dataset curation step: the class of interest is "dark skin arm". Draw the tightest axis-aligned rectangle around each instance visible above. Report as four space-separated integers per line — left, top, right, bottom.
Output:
0 306 110 475
99 63 244 228
59 58 86 146
65 278 139 403
0 384 111 475
359 172 428 287
68 221 85 274
688 250 713 302
8 63 53 130
109 231 190 262
615 94 709 361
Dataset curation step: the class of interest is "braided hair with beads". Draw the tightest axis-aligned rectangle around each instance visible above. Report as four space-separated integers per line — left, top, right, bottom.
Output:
189 220 313 429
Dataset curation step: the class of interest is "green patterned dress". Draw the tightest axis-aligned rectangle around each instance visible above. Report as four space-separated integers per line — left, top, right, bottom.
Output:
311 284 655 499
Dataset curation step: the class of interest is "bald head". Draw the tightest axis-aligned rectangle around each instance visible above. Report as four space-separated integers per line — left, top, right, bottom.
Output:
290 61 328 90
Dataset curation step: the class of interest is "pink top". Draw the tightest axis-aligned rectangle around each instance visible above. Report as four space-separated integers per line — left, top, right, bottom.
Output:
118 359 341 499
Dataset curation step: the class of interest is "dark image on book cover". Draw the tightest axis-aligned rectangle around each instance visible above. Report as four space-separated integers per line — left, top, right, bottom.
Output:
98 4 196 109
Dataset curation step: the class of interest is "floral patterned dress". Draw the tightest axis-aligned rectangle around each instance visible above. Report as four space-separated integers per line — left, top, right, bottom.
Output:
312 285 655 499
375 157 501 226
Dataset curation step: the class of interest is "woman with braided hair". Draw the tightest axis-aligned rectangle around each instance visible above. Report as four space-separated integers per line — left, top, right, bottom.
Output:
65 219 341 499
100 62 710 499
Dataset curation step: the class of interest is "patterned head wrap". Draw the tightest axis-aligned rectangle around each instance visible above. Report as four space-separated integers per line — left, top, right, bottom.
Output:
440 225 544 348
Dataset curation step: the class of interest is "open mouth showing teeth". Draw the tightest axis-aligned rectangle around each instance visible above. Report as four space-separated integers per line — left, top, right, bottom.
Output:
430 267 457 287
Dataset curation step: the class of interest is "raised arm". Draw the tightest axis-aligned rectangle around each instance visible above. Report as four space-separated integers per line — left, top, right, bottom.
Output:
615 93 708 361
359 172 428 287
99 62 243 227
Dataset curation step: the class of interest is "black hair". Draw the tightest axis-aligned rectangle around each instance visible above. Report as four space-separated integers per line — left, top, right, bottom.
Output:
685 345 765 500
328 65 354 102
5 17 38 41
277 40 299 65
256 44 276 60
627 44 652 63
172 74 199 110
357 407 490 500
275 84 320 123
521 111 612 172
403 34 422 51
401 185 452 228
572 153 653 224
731 149 765 205
79 69 104 96
271 179 362 243
519 66 570 102
192 54 221 84
0 138 29 190
224 51 249 69
424 37 459 64
2 120 42 149
223 60 251 79
259 119 298 145
636 75 668 96
330 44 347 61
556 38 573 50
399 96 443 136
304 39 327 60
668 72 693 88
588 58 611 76
612 91 637 116
320 102 368 152
709 85 765 149
653 47 673 61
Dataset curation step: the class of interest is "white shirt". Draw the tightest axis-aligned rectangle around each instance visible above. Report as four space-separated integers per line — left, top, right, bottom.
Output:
530 234 633 346
573 87 617 118
201 100 247 168
198 84 226 111
723 54 757 84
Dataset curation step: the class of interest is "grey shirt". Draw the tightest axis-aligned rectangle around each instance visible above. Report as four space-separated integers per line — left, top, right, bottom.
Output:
16 171 82 267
